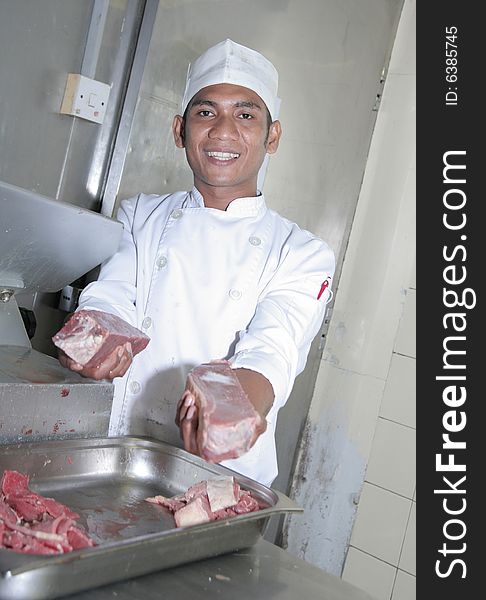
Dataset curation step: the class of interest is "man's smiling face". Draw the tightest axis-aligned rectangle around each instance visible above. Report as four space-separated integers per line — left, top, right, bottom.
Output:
173 83 281 202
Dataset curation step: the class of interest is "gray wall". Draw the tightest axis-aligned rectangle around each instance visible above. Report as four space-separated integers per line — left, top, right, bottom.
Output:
117 0 404 518
0 0 143 210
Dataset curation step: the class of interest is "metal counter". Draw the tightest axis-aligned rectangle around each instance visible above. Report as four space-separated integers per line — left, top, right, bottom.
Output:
0 347 113 444
67 539 374 600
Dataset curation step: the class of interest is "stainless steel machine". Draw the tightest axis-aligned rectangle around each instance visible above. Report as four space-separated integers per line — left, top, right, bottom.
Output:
0 180 123 443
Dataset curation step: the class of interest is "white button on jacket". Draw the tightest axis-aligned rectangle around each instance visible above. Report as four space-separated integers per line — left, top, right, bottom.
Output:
78 188 335 486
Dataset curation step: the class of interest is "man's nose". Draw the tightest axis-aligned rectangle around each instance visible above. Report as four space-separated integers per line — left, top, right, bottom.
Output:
208 115 239 140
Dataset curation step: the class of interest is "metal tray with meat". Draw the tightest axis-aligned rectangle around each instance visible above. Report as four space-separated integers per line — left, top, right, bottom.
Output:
0 436 301 600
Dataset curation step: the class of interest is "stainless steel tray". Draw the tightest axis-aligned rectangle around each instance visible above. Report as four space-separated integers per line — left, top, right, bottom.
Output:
0 436 302 600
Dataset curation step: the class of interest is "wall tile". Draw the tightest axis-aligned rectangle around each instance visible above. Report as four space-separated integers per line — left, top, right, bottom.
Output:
343 547 396 600
366 418 416 499
380 354 416 429
350 483 411 565
394 289 416 358
392 570 416 600
399 502 416 575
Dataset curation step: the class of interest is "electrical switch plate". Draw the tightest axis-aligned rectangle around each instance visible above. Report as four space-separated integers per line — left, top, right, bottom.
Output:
60 73 110 124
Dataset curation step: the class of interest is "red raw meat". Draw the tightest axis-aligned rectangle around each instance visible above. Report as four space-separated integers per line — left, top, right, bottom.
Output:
6 494 45 522
146 476 261 528
184 362 263 462
0 470 95 555
20 537 59 555
0 502 18 529
42 496 79 520
1 470 29 495
3 471 80 521
67 526 95 550
52 309 150 368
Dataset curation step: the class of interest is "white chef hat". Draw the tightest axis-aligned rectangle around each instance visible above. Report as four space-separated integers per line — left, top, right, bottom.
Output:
181 39 279 121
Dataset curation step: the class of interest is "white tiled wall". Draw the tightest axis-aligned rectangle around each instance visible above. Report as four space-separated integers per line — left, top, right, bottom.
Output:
343 290 416 599
342 1 416 598
342 201 416 588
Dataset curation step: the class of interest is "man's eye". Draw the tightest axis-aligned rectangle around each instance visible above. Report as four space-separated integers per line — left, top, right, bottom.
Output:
198 110 213 117
238 113 253 120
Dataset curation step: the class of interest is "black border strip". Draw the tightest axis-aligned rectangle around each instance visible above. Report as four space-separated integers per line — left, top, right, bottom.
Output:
418 3 480 596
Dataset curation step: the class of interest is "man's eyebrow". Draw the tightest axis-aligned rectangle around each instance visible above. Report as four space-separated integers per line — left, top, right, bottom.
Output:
190 99 217 108
189 99 262 110
235 101 262 110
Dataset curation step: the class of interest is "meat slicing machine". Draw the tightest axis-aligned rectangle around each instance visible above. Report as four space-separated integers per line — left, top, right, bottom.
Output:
0 180 123 444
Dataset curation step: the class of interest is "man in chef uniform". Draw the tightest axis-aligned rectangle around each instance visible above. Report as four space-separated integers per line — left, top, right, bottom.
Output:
59 39 335 487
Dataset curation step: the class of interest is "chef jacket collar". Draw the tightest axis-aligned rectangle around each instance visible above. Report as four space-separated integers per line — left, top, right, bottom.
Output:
188 186 266 217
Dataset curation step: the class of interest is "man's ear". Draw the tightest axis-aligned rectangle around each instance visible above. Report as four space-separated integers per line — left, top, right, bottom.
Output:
265 120 282 155
172 114 185 148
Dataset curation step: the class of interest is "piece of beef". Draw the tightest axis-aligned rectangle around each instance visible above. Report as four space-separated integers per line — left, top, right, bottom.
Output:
52 309 150 369
174 496 213 528
1 470 95 555
7 494 45 521
206 476 240 511
3 472 79 521
41 496 80 520
145 495 186 513
0 500 19 529
146 476 261 528
67 525 95 550
185 362 263 462
232 490 260 513
1 470 29 496
19 537 59 555
6 489 79 522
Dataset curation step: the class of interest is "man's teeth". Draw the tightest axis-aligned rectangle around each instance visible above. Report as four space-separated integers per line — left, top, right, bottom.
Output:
207 151 240 160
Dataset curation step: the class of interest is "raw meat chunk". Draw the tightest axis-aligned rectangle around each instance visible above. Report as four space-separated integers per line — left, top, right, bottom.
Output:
185 362 263 462
1 470 29 495
0 470 95 555
174 496 213 528
52 309 150 368
146 476 261 528
206 476 239 512
2 470 80 522
67 526 96 550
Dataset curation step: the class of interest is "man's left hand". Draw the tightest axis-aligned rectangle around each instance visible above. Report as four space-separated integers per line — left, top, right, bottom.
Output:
175 366 273 459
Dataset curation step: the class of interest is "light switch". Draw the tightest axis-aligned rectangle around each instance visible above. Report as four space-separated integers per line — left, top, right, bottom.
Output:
60 74 110 124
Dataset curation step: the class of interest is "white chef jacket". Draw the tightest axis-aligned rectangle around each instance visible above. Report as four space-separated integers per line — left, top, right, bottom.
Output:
77 187 335 486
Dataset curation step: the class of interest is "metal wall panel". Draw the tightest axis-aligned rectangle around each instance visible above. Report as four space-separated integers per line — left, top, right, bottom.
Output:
0 0 93 202
0 0 143 211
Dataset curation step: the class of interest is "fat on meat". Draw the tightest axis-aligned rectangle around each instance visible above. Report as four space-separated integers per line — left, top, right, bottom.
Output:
52 309 150 369
0 470 95 555
184 362 264 462
146 476 261 528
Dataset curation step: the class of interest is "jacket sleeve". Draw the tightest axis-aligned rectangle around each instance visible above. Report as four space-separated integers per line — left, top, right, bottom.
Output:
230 233 335 412
76 197 138 326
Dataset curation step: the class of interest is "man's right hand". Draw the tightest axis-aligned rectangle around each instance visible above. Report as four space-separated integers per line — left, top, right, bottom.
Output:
58 341 133 381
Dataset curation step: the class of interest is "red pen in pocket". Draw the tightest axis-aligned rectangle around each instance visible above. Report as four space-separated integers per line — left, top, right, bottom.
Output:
317 277 331 300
